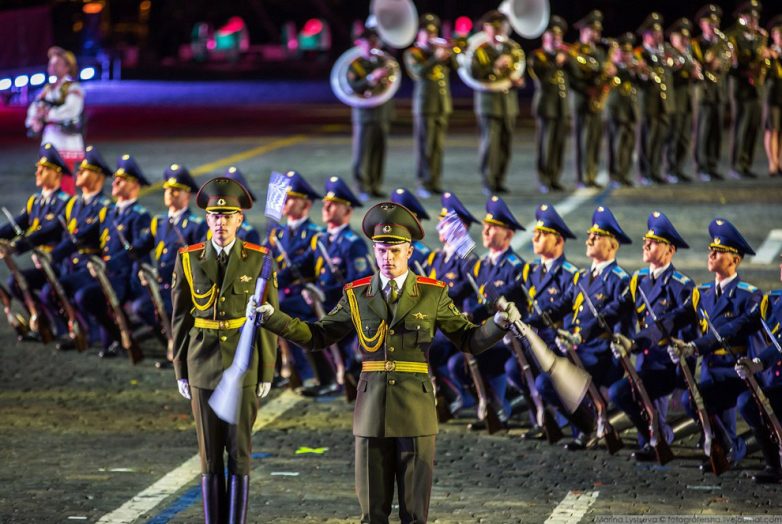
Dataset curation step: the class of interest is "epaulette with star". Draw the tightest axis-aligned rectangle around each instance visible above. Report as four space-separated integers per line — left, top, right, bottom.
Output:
244 242 268 254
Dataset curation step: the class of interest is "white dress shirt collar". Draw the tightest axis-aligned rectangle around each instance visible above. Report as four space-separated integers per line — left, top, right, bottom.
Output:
591 259 615 276
650 263 671 280
286 216 308 231
379 271 409 293
211 238 237 257
716 273 738 292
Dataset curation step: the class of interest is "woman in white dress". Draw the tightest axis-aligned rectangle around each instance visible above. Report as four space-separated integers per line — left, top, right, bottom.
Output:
25 46 84 194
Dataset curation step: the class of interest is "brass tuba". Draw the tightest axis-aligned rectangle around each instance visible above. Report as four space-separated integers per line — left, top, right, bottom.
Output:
329 0 416 107
457 0 549 92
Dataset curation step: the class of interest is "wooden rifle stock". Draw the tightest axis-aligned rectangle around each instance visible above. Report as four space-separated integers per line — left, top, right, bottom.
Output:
509 336 562 443
138 263 174 361
87 256 142 364
465 353 504 434
33 249 87 352
0 281 28 338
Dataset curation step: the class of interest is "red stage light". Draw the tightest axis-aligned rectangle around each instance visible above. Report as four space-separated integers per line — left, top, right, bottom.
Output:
83 2 103 15
454 16 473 36
302 18 324 37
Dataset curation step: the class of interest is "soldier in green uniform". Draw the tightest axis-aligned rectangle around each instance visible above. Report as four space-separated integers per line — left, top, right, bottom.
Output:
404 14 455 199
529 15 572 194
606 33 641 187
471 10 525 195
636 12 677 185
172 177 279 524
726 0 768 178
570 10 611 189
764 15 782 176
251 202 519 524
348 28 394 201
666 18 703 182
692 4 729 181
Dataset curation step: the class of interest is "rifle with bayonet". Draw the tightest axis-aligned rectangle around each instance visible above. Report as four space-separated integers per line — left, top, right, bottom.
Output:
697 309 782 466
577 279 669 462
114 225 173 361
0 207 54 343
636 287 728 474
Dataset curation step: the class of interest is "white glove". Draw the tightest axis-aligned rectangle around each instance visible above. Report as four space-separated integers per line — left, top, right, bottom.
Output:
557 328 581 346
667 339 696 364
493 301 521 329
302 283 326 306
502 332 514 346
735 357 763 380
177 378 191 400
246 296 275 321
611 333 633 359
256 382 272 398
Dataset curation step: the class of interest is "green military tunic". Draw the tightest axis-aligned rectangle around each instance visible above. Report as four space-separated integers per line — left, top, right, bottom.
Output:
665 46 699 179
172 239 279 475
765 44 782 132
264 271 505 522
404 44 456 193
471 40 523 192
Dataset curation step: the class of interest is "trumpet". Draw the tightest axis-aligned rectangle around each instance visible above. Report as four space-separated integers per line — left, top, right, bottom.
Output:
557 42 600 72
429 37 466 57
703 28 735 81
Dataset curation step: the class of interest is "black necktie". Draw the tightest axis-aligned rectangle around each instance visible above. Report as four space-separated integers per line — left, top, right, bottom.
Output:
217 249 228 281
715 285 722 298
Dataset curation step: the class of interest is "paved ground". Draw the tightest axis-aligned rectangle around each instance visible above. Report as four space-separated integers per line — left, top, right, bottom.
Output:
0 87 781 523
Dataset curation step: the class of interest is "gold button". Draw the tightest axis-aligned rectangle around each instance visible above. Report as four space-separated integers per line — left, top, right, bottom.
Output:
220 297 225 302
388 379 396 385
388 347 395 352
219 311 225 317
219 321 227 329
384 360 396 372
220 335 227 342
163 248 168 254
389 329 395 335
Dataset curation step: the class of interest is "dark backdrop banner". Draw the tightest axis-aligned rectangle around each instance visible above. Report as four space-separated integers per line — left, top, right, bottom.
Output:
0 6 53 70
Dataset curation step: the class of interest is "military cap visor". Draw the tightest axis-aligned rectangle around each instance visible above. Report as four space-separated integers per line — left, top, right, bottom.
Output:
696 4 722 21
362 202 424 244
197 176 253 213
37 156 66 175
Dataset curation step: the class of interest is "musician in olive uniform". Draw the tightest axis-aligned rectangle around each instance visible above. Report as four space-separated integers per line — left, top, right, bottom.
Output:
471 10 524 195
173 177 278 524
666 18 702 182
570 10 610 189
529 16 572 193
764 16 782 176
636 13 677 185
404 14 456 198
727 0 768 179
692 4 728 181
606 34 641 187
251 201 517 524
349 28 394 200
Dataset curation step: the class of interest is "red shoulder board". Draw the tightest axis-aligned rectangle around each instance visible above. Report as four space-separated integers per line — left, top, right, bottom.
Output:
344 276 372 290
243 242 268 254
416 276 446 287
179 242 205 254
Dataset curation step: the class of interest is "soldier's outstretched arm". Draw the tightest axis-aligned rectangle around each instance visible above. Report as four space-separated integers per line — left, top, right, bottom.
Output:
434 285 505 355
261 292 355 351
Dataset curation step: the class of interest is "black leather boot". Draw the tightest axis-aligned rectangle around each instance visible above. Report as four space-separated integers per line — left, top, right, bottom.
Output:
753 430 782 484
201 474 220 524
228 474 250 524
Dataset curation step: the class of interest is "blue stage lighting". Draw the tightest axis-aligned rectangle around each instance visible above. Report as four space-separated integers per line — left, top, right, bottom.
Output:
30 73 47 86
0 78 12 90
80 67 96 81
14 75 29 88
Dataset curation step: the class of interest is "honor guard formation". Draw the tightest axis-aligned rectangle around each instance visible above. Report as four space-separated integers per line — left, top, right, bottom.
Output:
4 1 782 524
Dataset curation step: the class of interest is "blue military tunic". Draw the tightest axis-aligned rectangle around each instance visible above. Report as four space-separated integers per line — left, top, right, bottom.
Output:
410 240 432 276
0 189 72 250
268 218 324 319
520 256 580 346
755 290 782 387
314 226 373 309
236 222 261 245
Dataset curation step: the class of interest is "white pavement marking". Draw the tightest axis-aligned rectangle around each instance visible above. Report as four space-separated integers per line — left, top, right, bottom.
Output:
544 491 599 524
511 188 600 252
750 229 782 264
96 390 303 524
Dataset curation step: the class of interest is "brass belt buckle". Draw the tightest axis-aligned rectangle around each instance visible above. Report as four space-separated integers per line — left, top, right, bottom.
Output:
219 320 227 329
384 360 395 372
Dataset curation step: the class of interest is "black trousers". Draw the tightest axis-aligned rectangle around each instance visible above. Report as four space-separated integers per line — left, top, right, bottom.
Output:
355 435 436 524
